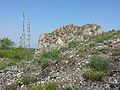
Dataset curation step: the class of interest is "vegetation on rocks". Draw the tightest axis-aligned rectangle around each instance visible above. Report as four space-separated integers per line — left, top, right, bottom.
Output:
1 24 120 90
83 55 111 81
34 47 60 63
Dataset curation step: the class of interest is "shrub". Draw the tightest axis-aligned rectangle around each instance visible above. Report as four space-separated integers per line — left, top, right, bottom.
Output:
27 81 58 90
0 37 15 49
88 56 111 72
83 70 106 81
34 47 60 63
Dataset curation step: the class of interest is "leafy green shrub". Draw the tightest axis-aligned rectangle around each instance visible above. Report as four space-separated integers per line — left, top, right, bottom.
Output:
0 37 15 49
88 56 111 72
67 41 77 48
34 47 60 63
83 70 105 81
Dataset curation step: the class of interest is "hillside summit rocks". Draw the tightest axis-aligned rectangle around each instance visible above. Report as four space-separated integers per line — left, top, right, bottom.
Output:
36 23 102 55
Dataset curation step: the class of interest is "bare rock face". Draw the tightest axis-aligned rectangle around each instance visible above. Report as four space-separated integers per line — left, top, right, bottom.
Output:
36 23 102 55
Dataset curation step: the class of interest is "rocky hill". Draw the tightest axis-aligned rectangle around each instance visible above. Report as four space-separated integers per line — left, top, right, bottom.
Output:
36 23 102 55
0 23 120 90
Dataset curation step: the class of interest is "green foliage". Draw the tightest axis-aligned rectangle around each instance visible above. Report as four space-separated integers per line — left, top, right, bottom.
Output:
0 48 33 60
34 47 60 63
0 37 15 49
83 70 105 81
27 81 57 90
83 55 111 81
67 41 77 48
43 81 58 90
88 56 111 72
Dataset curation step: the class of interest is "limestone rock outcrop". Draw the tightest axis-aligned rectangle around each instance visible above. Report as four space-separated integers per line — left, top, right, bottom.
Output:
36 23 102 55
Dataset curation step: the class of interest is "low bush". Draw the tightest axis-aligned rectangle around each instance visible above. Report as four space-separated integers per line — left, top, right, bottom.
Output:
88 56 111 72
83 70 105 81
34 47 60 63
27 81 58 90
83 55 111 81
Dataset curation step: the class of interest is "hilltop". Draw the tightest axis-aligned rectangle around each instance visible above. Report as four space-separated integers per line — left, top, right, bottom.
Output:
0 23 120 90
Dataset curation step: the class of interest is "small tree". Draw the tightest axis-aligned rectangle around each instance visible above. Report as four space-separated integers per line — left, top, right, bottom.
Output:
0 37 15 49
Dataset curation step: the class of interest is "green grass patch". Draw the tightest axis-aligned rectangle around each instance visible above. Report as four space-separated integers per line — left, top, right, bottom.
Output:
0 48 33 60
93 30 120 43
34 47 60 63
83 70 106 81
27 81 58 90
88 56 111 72
83 55 111 81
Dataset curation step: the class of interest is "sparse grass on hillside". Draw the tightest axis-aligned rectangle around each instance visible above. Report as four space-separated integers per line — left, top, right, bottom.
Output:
27 81 58 90
0 48 33 60
0 48 33 69
83 55 111 81
34 47 60 63
83 70 106 81
92 30 120 43
89 55 111 72
0 59 17 70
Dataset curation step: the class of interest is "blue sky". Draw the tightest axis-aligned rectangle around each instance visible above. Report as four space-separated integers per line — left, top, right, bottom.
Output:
0 0 120 48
